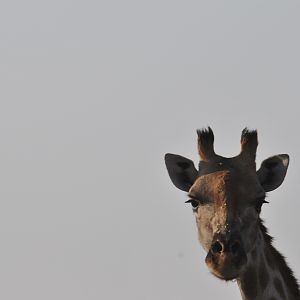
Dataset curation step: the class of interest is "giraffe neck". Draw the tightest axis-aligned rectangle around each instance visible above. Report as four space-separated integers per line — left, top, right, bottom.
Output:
237 221 300 300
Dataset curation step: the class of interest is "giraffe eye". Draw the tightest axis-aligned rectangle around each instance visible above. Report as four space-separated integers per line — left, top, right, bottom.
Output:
185 198 200 208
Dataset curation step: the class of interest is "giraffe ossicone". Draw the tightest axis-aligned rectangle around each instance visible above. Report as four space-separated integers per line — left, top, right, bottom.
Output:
165 127 300 300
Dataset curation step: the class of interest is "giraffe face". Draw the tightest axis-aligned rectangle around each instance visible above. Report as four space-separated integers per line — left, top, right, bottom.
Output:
165 127 289 281
188 164 263 280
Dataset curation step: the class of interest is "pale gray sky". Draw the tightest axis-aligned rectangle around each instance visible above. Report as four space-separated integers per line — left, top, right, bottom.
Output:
0 1 300 299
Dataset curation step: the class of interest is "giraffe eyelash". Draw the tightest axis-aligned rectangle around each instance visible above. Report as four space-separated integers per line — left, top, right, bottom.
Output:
256 195 268 204
254 195 268 213
185 199 199 207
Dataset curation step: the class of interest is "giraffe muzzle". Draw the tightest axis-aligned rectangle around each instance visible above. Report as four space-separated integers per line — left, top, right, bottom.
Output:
205 235 247 280
211 239 241 255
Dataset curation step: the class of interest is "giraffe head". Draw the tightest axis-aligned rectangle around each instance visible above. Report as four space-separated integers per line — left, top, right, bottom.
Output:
165 128 289 281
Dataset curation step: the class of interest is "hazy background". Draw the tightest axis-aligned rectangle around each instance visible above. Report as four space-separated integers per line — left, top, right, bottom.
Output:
0 1 300 299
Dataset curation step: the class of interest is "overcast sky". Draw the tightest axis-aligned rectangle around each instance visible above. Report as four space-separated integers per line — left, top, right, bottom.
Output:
1 1 300 299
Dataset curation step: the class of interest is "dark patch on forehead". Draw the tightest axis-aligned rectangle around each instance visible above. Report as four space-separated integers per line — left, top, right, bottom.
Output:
259 259 269 291
198 156 231 176
240 265 258 299
198 154 256 176
274 277 286 299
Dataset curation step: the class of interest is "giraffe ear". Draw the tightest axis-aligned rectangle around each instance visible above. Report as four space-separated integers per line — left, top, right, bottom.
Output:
164 153 198 192
257 154 289 192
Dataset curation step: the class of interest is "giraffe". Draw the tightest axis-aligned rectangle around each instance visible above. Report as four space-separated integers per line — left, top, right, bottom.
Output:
164 127 300 300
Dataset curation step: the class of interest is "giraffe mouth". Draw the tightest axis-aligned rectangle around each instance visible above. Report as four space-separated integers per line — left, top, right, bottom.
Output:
205 249 247 281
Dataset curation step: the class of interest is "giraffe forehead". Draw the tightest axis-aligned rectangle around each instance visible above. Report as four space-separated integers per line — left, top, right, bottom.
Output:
189 170 229 201
190 169 261 203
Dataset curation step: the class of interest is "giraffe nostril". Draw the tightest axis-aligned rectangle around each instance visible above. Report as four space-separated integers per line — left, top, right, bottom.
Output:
230 240 241 254
211 241 224 254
